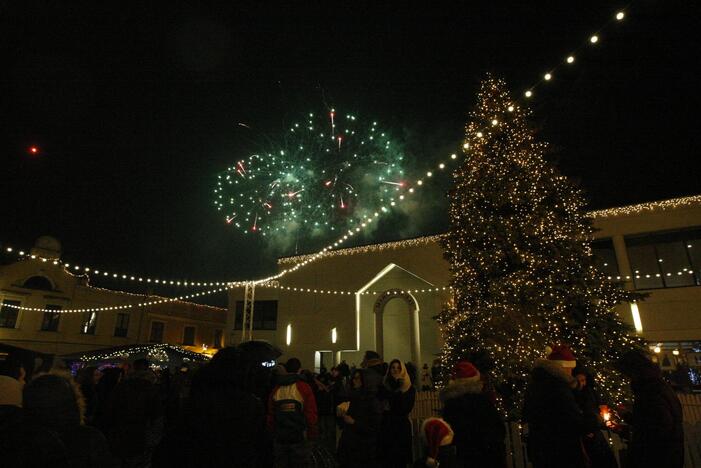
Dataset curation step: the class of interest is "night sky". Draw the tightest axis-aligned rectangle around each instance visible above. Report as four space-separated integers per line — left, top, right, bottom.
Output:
1 1 699 300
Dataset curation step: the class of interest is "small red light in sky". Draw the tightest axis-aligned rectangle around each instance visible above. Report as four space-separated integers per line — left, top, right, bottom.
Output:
29 146 39 154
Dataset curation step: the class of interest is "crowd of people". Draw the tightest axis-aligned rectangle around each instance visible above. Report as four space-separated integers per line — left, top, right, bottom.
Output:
0 343 684 468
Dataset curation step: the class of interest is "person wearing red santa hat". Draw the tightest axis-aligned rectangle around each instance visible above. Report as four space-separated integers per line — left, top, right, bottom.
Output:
439 360 506 468
416 417 457 468
522 345 600 468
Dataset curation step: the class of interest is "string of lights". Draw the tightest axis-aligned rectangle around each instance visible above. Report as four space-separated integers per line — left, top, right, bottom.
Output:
0 284 233 314
77 343 209 363
0 6 650 294
259 283 452 296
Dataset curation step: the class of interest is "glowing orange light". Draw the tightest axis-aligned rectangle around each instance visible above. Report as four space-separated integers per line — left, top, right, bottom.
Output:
29 146 39 154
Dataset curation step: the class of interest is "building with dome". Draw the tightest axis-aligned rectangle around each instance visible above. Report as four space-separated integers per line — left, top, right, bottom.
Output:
0 236 226 356
228 196 701 376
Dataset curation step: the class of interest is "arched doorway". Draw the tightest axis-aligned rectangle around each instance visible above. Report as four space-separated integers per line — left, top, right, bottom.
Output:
373 289 421 367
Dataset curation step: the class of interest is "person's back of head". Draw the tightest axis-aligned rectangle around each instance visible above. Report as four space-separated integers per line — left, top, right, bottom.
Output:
132 358 151 372
285 358 302 374
616 348 660 381
23 372 83 431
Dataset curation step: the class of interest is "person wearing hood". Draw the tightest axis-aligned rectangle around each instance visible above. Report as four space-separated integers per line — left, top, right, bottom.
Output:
337 368 383 468
361 350 387 394
616 349 683 468
22 372 117 467
523 345 599 468
378 359 416 468
267 357 318 467
439 360 506 468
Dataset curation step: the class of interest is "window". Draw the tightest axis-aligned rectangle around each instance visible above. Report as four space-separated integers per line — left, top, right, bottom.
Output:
149 321 165 343
41 305 62 331
591 238 620 279
114 313 129 337
23 276 53 290
626 228 701 289
234 300 278 330
0 300 20 328
213 329 223 349
183 326 195 346
81 311 97 335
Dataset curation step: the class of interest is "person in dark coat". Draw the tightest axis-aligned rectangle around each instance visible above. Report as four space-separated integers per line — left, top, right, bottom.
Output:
361 350 387 394
616 349 684 468
573 367 618 468
153 347 268 468
379 359 416 468
103 359 163 467
440 360 506 468
77 366 101 425
22 372 117 468
337 369 382 468
523 345 599 468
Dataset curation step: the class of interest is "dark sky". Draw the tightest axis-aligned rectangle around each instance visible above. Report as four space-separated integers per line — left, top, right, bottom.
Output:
1 0 699 299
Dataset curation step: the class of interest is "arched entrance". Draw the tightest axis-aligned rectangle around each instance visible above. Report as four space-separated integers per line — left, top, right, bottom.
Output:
373 289 421 366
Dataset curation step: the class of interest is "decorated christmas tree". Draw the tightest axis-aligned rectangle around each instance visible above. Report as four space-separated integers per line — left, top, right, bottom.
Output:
438 76 644 418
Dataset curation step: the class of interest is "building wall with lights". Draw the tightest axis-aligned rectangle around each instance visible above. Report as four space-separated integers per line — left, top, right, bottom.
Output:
227 196 701 372
0 237 226 356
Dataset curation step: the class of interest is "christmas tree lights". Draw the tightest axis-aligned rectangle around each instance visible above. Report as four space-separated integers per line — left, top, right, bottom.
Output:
438 76 644 418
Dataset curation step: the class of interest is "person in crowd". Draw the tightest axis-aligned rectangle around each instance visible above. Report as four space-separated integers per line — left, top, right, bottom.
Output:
361 351 387 393
267 357 318 467
103 358 163 467
616 349 683 468
153 346 268 468
313 367 337 452
76 366 102 424
420 363 433 391
93 366 122 432
415 417 457 468
440 360 505 468
22 372 116 467
379 359 416 468
430 360 441 388
0 352 28 384
0 374 72 468
573 367 618 468
337 369 383 468
523 345 599 468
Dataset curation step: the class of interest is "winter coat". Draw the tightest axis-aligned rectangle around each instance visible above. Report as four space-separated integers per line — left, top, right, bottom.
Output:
379 362 416 468
267 373 318 442
628 369 684 468
440 378 506 468
337 381 383 467
523 359 599 468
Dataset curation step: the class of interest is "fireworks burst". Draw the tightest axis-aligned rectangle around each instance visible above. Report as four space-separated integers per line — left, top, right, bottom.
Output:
214 109 406 238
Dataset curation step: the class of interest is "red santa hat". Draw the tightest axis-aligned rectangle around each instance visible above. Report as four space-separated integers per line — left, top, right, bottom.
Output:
451 360 481 383
547 344 577 368
421 418 454 467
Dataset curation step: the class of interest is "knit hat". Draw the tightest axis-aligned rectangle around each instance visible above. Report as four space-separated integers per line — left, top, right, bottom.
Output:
0 376 23 407
451 360 481 383
548 344 577 368
421 418 454 467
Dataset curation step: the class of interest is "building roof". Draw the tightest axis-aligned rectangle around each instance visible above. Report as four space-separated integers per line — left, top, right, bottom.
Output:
278 195 701 264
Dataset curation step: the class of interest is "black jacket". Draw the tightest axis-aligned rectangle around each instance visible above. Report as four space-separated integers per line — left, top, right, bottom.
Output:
378 384 416 467
522 360 599 468
440 378 506 468
628 370 684 468
337 381 382 468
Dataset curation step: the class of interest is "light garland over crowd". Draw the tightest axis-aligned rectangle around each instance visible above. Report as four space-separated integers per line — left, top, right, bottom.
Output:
77 343 209 363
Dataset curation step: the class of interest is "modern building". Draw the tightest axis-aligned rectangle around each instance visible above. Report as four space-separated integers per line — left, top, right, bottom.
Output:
227 195 701 374
0 236 226 356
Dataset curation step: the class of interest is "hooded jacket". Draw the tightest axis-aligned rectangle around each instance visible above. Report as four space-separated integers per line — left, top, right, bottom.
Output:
522 359 599 468
267 373 318 442
439 377 506 468
337 370 382 467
